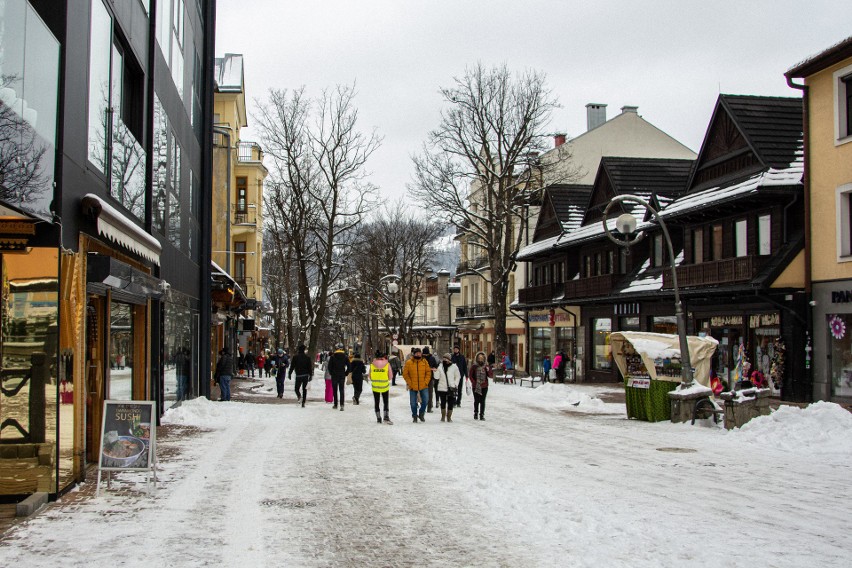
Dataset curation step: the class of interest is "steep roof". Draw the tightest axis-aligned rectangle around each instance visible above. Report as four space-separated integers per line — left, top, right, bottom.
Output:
720 95 802 169
786 35 852 78
548 184 593 232
214 53 244 93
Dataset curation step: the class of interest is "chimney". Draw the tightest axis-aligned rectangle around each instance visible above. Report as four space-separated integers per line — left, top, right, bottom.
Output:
586 103 607 131
621 105 639 114
553 133 566 147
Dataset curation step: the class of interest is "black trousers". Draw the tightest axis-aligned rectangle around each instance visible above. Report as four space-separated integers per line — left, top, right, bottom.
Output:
473 388 489 417
456 377 465 406
438 391 455 410
295 375 310 402
332 377 345 405
276 373 286 396
352 377 364 401
373 391 389 412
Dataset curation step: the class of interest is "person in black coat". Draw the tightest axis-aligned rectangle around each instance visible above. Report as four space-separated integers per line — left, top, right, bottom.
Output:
274 348 289 398
423 346 439 412
451 345 468 408
326 344 350 410
289 344 313 407
214 348 234 401
349 352 367 405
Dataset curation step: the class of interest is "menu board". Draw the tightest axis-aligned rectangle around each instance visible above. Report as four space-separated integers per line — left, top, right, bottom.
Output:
99 400 156 471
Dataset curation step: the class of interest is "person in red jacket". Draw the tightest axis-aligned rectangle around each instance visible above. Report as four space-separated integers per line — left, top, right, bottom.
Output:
468 351 493 420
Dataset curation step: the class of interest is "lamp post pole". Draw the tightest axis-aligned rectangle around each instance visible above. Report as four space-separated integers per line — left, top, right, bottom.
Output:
602 195 693 387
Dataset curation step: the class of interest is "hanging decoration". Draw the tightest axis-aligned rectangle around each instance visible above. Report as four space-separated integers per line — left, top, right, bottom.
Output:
769 337 785 394
829 315 847 340
732 342 745 386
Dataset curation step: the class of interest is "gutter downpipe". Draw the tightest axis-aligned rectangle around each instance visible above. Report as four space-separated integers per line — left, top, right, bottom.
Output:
785 74 812 401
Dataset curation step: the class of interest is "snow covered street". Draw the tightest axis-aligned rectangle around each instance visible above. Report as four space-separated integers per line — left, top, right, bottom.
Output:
1 373 851 567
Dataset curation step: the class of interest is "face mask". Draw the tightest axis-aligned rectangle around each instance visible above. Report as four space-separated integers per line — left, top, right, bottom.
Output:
414 353 422 358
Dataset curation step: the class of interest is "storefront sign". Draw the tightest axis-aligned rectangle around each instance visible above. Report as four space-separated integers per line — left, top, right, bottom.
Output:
614 302 640 316
710 315 743 328
831 290 852 303
749 313 780 328
628 377 651 389
99 401 156 471
529 312 574 325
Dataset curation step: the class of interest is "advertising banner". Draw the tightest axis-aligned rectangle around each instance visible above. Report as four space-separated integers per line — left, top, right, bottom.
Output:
99 400 156 471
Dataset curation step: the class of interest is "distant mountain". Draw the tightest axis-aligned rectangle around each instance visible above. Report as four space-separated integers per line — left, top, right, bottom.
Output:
429 230 460 276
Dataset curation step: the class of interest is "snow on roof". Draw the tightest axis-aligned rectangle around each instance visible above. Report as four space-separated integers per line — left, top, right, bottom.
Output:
616 251 683 295
516 233 561 260
214 54 244 92
660 154 803 219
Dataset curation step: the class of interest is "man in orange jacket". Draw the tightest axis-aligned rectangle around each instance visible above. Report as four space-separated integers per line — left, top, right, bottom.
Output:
402 347 432 422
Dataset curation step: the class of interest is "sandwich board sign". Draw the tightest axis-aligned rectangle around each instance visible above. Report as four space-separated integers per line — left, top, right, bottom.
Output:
97 400 158 495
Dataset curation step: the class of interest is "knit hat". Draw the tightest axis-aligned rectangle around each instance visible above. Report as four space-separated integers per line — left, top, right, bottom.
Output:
443 352 452 360
422 346 431 354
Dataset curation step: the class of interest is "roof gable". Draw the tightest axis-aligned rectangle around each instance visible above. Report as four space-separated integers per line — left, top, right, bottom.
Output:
689 95 802 191
532 185 592 242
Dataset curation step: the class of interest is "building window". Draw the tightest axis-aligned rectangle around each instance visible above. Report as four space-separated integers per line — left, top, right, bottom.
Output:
735 219 748 257
236 177 247 212
234 241 246 281
836 184 852 259
584 255 591 278
592 318 612 371
607 250 615 274
758 214 771 255
835 64 852 142
594 252 602 276
712 224 723 260
693 228 704 264
87 0 112 171
653 234 664 267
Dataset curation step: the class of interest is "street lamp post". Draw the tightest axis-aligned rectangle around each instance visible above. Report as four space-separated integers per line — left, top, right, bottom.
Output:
379 274 401 349
601 195 694 387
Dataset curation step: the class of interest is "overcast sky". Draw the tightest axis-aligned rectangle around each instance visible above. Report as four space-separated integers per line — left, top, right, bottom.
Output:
215 0 851 200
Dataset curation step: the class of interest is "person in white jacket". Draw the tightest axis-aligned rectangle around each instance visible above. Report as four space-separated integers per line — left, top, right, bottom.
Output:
435 353 461 422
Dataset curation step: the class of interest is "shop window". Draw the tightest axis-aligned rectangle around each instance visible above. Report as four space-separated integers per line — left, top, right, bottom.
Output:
828 314 852 398
108 301 134 400
619 316 640 330
693 228 704 264
592 318 612 371
531 328 551 374
836 184 852 259
712 224 723 260
735 219 748 257
758 214 771 255
651 315 677 334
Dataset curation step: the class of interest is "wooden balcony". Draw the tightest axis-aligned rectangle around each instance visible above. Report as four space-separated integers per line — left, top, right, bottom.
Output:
663 256 764 289
518 273 616 304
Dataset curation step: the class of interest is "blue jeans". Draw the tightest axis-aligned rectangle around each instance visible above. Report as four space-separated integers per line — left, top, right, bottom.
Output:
409 388 429 417
176 375 188 400
219 375 232 401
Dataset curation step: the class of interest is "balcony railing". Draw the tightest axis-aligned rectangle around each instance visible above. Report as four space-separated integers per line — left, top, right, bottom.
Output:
662 256 764 289
456 303 495 319
233 205 257 225
456 256 490 275
518 273 616 304
237 141 263 162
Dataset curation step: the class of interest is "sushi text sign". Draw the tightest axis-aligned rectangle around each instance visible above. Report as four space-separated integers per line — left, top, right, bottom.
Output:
97 400 157 495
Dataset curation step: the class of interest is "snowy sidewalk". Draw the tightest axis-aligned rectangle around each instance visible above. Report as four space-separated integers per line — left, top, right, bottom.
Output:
1 378 851 567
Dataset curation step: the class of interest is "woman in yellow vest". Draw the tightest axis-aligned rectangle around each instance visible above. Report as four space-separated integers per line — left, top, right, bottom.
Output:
369 350 394 425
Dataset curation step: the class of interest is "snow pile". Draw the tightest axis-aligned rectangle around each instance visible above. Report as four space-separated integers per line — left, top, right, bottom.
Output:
161 397 235 430
528 382 621 414
626 337 680 359
733 401 852 454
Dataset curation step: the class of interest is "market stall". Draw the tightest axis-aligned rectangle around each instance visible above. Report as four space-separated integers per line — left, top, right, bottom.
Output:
610 332 719 422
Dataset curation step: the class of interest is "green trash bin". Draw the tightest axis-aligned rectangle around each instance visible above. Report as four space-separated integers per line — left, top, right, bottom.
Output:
624 377 679 422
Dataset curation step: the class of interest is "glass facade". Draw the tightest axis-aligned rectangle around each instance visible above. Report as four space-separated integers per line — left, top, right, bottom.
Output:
592 318 612 371
530 328 550 374
108 301 133 400
828 314 852 398
0 0 60 220
163 300 199 410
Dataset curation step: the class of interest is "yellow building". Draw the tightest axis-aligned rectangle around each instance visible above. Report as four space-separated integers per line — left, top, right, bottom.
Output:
212 54 268 356
787 36 852 402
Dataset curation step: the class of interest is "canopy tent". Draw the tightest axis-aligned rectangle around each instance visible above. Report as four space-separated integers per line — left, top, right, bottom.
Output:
610 332 719 387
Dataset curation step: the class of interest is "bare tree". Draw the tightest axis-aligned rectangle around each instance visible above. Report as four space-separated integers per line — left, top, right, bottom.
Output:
410 63 566 358
257 85 380 358
347 201 445 349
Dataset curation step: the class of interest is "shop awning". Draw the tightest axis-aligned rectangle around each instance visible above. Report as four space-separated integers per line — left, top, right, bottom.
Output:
82 194 161 266
210 260 247 307
610 331 719 387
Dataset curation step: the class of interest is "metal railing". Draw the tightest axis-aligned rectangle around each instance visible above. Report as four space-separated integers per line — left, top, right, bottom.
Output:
237 141 263 162
456 256 489 275
233 205 257 225
456 303 495 319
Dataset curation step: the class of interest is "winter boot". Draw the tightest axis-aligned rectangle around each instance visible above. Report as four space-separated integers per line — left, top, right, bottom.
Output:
301 398 305 408
418 413 426 422
340 403 344 411
441 409 446 422
376 411 382 424
480 413 485 421
413 416 418 423
383 412 393 425
333 403 338 409
447 408 453 422
474 412 478 420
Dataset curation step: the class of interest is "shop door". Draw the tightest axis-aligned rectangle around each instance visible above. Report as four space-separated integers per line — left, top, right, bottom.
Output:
85 296 106 463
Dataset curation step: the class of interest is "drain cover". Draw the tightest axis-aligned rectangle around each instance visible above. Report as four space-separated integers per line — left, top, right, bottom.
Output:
655 447 697 453
260 498 317 509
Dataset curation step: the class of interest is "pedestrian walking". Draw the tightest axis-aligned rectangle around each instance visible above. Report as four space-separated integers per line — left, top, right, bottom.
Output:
322 353 334 403
245 349 255 377
327 343 350 410
435 352 461 422
451 344 468 407
388 348 403 386
274 348 289 398
369 350 393 424
289 344 313 407
553 351 564 383
257 352 266 379
175 346 191 401
237 347 246 377
264 353 273 378
542 355 552 383
423 346 438 413
469 351 492 420
349 351 366 405
402 347 432 422
214 348 234 402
